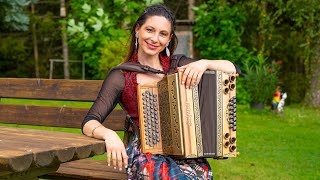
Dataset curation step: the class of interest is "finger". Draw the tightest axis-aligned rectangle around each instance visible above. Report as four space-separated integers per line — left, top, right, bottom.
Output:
112 151 117 169
196 72 204 85
117 151 123 171
185 70 195 88
122 150 129 169
106 148 111 166
190 73 198 88
181 68 191 86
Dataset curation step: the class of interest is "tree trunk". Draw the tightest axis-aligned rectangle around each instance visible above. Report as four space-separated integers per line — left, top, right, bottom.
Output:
188 0 195 20
60 0 70 79
31 4 39 78
307 43 320 107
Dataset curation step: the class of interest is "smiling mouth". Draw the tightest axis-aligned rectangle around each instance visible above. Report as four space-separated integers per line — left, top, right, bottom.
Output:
146 41 159 50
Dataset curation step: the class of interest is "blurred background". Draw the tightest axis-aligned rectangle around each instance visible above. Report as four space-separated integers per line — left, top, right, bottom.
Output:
0 0 319 179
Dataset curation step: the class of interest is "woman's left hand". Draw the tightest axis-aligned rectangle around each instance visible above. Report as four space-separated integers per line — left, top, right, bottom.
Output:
177 60 207 89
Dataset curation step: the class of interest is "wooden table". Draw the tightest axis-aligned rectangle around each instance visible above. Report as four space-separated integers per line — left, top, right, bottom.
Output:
0 126 106 180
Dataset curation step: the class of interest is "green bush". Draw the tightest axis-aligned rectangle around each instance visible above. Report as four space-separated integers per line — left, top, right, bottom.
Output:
242 54 278 105
193 0 247 66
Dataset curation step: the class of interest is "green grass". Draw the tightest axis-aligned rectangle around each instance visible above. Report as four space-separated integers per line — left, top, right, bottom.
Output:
209 104 320 180
1 98 319 179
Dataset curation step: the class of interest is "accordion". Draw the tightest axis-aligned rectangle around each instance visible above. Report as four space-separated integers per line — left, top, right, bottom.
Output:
137 70 237 159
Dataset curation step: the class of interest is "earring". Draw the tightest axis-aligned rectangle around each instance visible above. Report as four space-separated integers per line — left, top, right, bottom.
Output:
135 33 138 49
166 43 170 56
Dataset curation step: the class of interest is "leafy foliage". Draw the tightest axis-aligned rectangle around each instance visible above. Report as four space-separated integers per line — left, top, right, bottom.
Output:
67 0 158 79
0 0 37 31
193 1 248 66
242 54 278 104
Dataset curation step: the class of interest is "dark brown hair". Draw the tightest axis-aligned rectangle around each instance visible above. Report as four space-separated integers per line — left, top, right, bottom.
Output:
123 4 178 62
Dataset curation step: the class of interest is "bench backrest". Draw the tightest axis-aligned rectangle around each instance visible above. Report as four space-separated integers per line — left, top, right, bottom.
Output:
0 78 126 130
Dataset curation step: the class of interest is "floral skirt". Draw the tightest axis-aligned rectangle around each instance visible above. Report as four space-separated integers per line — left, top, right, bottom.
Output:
126 134 213 180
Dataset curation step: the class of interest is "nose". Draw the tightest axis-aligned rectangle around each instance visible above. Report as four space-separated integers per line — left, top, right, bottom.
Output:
150 33 159 43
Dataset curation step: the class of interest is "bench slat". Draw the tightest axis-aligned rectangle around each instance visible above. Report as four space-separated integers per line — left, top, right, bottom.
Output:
0 78 102 101
0 104 126 130
48 159 127 180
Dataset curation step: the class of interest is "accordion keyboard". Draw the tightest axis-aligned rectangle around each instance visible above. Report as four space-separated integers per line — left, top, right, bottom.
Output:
138 83 164 155
141 90 161 147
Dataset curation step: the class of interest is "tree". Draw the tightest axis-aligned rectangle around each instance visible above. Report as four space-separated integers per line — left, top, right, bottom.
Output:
60 0 69 79
0 0 36 31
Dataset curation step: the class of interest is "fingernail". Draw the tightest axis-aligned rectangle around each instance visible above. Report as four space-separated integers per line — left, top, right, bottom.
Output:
114 167 116 170
119 168 122 171
182 81 185 84
108 163 110 166
125 165 128 168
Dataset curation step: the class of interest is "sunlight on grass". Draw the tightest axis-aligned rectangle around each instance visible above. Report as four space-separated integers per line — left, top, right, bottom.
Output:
209 105 320 179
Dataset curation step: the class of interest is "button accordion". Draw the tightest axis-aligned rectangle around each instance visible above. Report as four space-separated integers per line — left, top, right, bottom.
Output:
137 70 238 159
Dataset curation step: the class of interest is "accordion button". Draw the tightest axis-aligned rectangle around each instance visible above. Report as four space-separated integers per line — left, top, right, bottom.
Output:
157 138 160 142
224 142 230 147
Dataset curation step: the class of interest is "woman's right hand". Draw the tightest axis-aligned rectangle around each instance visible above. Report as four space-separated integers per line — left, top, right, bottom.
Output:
103 129 128 171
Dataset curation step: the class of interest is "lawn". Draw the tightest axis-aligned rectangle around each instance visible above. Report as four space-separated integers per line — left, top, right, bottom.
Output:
1 99 319 179
209 105 320 180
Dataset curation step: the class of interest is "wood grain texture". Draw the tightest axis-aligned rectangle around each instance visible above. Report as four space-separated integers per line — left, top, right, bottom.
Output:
0 78 102 101
0 104 126 130
49 159 127 180
0 127 105 174
0 78 127 179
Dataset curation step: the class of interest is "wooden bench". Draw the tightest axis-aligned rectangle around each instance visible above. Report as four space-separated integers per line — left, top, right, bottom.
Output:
0 78 127 180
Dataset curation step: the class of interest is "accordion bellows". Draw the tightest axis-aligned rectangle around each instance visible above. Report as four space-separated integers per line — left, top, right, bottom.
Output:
137 71 237 159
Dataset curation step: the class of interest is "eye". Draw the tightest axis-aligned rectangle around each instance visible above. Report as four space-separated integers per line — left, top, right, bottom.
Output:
160 32 168 37
146 28 153 32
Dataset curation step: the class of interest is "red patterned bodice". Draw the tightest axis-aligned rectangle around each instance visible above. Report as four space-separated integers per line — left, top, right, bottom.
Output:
121 53 170 127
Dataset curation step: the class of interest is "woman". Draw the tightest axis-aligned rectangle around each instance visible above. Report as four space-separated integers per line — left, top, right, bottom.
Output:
82 5 238 179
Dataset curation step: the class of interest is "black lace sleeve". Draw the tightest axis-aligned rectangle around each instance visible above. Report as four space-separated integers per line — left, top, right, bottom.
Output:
81 69 125 130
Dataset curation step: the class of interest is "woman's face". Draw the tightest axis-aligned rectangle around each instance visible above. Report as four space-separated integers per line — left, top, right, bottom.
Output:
136 15 172 57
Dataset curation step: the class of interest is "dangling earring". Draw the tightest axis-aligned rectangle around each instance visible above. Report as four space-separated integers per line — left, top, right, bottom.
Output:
166 43 170 56
135 33 139 49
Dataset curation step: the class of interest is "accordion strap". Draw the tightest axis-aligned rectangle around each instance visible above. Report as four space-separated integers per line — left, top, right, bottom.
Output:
124 114 140 146
113 62 166 74
113 54 187 75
